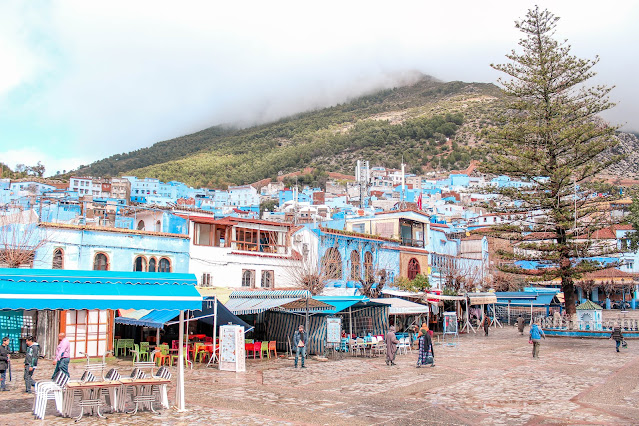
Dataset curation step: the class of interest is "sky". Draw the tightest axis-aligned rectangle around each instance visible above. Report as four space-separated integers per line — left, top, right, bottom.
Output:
1 1 638 177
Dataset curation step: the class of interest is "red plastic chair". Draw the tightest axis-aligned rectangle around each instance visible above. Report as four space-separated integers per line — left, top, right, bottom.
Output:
250 342 261 359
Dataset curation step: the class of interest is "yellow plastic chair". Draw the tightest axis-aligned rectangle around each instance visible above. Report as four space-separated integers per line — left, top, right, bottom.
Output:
260 341 269 359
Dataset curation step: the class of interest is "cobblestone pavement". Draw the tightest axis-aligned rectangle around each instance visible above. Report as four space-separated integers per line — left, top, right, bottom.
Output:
1 326 638 425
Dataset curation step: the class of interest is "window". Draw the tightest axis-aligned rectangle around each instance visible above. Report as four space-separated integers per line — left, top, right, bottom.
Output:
408 257 420 280
350 251 361 280
234 227 284 253
242 269 255 287
64 309 110 358
235 228 258 251
93 253 109 271
194 223 213 246
137 220 145 230
52 248 64 269
148 257 157 272
352 223 365 233
321 247 342 280
134 256 147 272
201 273 212 287
158 257 171 273
364 251 374 282
627 261 634 270
261 270 274 288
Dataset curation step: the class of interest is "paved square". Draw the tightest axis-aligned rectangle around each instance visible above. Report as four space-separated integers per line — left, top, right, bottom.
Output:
1 326 638 425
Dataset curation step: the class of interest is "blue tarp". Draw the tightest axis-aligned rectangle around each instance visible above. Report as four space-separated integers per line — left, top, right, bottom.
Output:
495 292 557 307
314 296 372 314
115 309 180 328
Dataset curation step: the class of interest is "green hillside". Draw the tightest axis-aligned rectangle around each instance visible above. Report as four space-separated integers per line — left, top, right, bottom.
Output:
76 76 503 188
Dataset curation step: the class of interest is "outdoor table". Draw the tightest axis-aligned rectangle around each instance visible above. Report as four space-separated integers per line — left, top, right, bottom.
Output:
118 377 171 414
63 380 122 421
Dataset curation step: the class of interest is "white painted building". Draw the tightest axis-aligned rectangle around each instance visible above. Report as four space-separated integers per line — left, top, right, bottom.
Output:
186 215 300 289
227 185 259 207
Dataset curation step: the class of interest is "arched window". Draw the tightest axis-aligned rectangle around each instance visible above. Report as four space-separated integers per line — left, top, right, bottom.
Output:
137 220 145 230
158 257 171 273
364 251 374 282
93 253 109 271
408 257 420 280
148 257 157 272
134 256 147 272
321 247 342 280
242 269 255 287
350 251 361 280
155 220 161 232
52 248 64 269
261 270 274 288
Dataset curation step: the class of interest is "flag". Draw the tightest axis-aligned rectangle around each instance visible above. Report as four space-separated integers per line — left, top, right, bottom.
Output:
417 192 423 210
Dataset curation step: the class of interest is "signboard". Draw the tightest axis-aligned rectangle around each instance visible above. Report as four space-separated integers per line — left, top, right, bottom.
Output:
219 325 246 372
326 317 342 344
443 312 458 335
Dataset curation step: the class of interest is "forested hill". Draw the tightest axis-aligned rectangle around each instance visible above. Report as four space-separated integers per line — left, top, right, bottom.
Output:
75 75 505 188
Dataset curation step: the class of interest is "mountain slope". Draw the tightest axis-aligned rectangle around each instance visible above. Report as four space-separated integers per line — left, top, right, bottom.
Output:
76 76 506 187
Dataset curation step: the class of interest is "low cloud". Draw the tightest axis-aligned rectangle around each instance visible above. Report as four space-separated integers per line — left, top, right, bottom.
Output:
0 0 637 175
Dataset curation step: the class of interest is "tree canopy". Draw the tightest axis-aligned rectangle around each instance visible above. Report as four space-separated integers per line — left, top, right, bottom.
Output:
483 6 621 315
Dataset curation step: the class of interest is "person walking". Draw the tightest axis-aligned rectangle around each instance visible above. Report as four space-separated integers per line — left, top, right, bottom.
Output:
416 327 434 368
517 315 525 336
52 333 70 379
293 325 307 368
0 337 10 391
483 314 490 336
24 336 39 393
385 325 399 366
529 320 545 358
610 322 624 352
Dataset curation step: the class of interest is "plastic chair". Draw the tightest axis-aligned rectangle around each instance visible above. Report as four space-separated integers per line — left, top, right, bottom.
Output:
245 339 254 344
132 344 140 365
260 341 269 359
139 342 150 361
268 341 277 358
33 371 68 419
205 336 213 344
247 342 260 359
155 344 170 366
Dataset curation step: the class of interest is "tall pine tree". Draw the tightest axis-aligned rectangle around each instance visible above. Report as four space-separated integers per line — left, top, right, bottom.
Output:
484 7 621 315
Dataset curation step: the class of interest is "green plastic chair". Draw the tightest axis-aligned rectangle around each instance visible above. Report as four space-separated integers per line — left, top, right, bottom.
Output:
132 343 140 365
260 341 269 359
139 342 150 361
245 339 254 344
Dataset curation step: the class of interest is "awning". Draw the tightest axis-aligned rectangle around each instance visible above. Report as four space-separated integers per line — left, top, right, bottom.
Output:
0 268 198 286
225 297 299 315
468 294 498 305
424 293 466 301
314 296 370 314
118 309 151 319
192 298 251 329
115 309 180 328
381 289 425 298
370 298 429 315
0 279 203 311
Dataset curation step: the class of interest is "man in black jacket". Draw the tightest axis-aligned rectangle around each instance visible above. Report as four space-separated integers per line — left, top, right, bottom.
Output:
293 325 307 368
0 336 10 391
24 336 39 393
